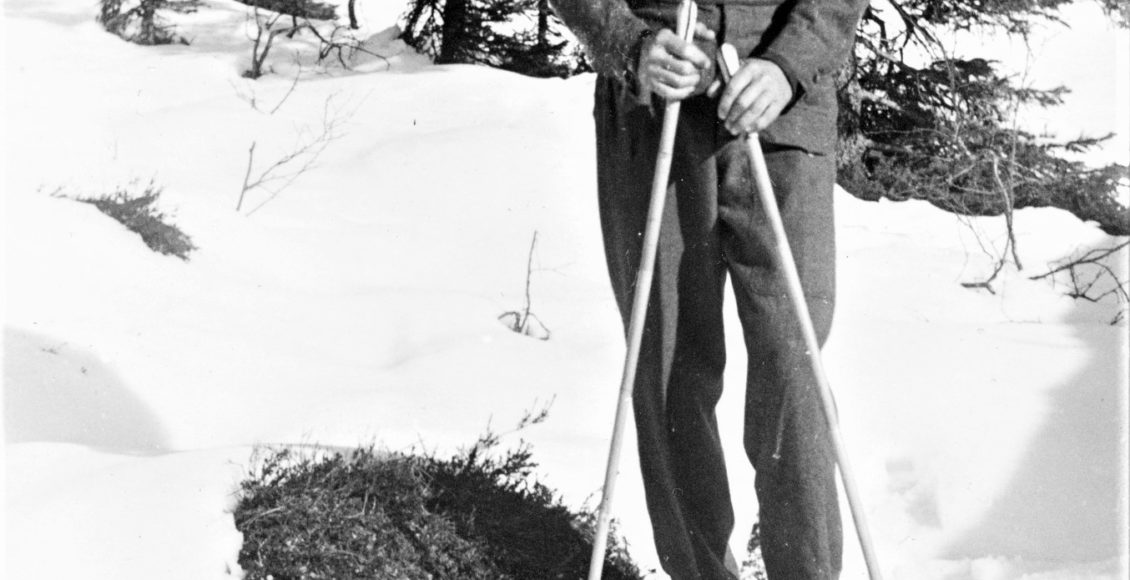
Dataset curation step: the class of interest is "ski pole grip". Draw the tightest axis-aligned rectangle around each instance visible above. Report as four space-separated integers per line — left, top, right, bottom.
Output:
675 0 697 43
717 43 741 90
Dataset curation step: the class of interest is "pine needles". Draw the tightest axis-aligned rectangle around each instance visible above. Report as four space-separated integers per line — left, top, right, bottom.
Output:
235 436 643 580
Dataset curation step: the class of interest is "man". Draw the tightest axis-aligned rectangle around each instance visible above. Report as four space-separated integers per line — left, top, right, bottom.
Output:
551 0 869 578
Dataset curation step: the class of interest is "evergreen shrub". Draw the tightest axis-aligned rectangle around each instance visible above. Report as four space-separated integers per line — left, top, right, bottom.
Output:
75 180 196 261
235 438 644 579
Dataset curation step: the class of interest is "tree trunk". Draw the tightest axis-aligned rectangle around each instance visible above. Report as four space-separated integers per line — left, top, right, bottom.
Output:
537 0 549 48
139 1 158 43
438 0 468 63
348 0 358 29
401 0 429 43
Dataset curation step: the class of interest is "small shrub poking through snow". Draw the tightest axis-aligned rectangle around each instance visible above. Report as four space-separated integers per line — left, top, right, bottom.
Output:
72 180 197 260
235 437 644 579
235 448 499 579
499 231 551 341
235 0 337 21
98 0 199 45
424 432 640 579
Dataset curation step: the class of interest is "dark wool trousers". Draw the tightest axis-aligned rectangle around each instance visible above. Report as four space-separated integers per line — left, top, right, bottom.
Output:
593 77 843 580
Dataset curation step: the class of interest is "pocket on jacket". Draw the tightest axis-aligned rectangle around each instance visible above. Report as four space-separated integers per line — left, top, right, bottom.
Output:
761 79 838 155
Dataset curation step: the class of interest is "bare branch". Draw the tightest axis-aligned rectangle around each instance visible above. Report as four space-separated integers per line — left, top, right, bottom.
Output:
1029 241 1130 281
303 19 392 71
245 5 302 79
1029 241 1130 323
269 63 302 114
236 141 257 212
960 257 1006 294
521 231 538 329
498 231 551 340
990 154 1022 270
237 93 358 216
232 59 301 115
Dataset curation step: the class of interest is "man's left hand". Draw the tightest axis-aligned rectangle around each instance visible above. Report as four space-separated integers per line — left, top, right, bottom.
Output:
717 59 793 135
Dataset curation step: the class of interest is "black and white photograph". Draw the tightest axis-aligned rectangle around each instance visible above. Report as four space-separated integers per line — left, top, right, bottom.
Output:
2 0 1128 578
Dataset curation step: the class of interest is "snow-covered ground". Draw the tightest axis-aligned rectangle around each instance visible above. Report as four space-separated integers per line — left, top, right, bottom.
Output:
3 1 1128 579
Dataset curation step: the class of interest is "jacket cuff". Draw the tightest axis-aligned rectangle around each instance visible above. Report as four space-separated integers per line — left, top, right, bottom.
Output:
757 50 805 102
624 28 656 101
616 20 654 84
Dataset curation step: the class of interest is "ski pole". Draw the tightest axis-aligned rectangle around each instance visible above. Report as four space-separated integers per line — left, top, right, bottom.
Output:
716 43 884 580
586 2 697 579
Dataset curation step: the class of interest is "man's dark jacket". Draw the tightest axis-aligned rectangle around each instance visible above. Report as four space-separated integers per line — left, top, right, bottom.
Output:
551 0 869 154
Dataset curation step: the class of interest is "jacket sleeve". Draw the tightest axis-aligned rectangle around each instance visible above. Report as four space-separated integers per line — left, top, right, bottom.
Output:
758 0 871 96
549 0 652 84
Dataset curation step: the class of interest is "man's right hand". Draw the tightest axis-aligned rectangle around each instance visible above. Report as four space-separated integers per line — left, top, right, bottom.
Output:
636 23 715 102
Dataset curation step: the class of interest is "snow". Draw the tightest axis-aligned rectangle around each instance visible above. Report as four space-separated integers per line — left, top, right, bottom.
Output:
2 1 1128 579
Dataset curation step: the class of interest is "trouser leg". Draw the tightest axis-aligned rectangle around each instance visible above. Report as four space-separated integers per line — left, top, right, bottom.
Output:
594 72 842 579
716 140 842 580
595 79 736 580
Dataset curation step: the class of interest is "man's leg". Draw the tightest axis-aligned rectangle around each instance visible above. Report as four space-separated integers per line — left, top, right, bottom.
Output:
716 141 843 579
594 78 736 580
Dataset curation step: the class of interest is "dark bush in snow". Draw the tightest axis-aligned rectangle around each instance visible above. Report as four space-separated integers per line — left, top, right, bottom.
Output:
73 180 197 261
98 0 198 45
235 0 337 21
235 437 644 579
400 0 590 78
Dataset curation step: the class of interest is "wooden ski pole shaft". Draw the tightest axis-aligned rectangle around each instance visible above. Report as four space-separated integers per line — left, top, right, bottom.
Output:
716 43 883 580
587 2 697 580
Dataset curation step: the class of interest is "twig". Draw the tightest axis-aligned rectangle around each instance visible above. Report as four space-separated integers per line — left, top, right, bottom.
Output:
990 154 1022 270
498 231 551 340
238 93 356 216
1029 241 1130 280
521 231 538 329
514 396 556 432
246 6 301 79
303 20 391 71
236 141 257 211
960 257 1006 294
269 64 302 114
1030 241 1130 324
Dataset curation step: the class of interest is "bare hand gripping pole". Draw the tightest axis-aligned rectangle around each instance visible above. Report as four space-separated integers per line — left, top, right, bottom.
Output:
586 1 697 579
716 43 883 580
